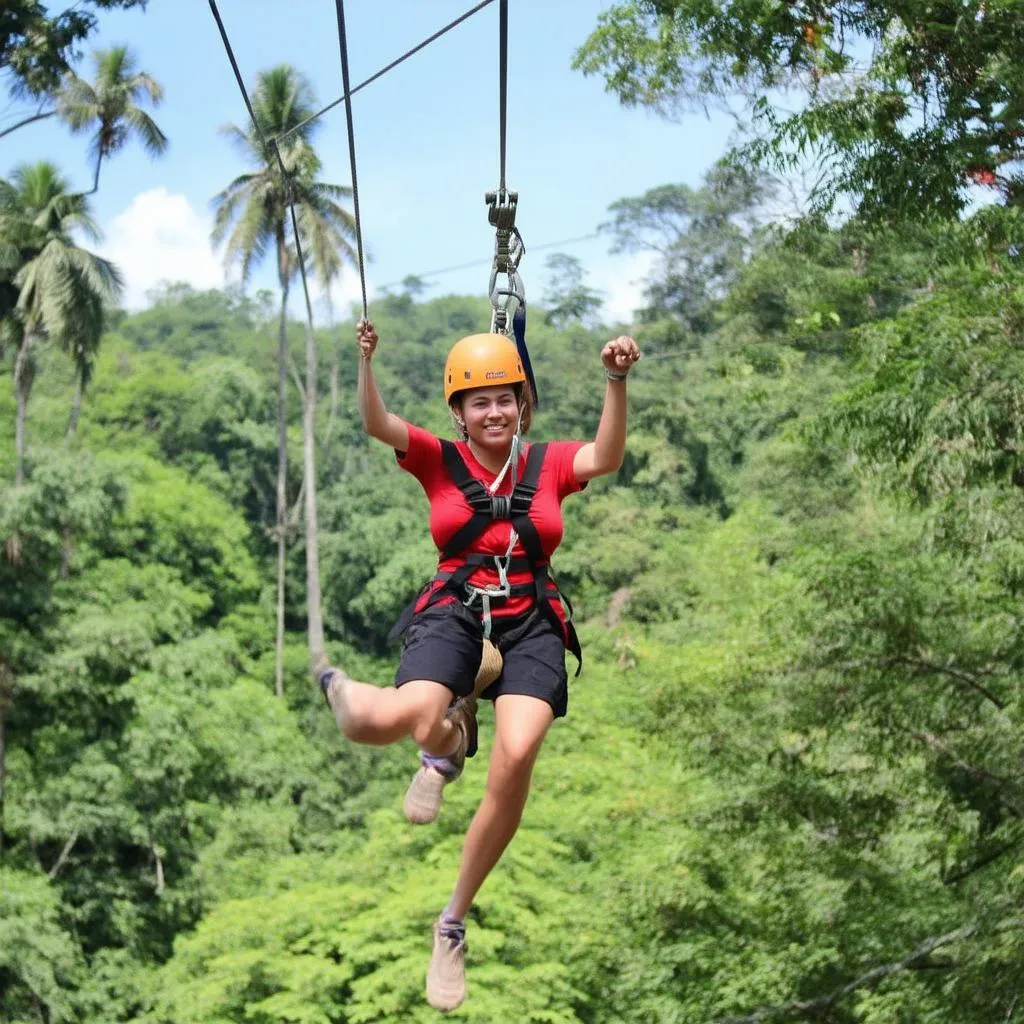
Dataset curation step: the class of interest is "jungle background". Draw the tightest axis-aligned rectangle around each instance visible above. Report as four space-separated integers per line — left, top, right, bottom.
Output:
2 1 1023 1021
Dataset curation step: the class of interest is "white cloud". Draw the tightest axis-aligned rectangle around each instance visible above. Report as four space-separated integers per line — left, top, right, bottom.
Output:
306 265 377 326
589 251 655 325
98 188 224 309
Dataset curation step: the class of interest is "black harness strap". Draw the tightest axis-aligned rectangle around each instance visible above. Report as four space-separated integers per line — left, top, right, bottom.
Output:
438 439 542 558
388 441 582 673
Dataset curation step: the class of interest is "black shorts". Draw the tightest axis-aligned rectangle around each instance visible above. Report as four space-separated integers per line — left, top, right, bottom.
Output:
394 599 570 718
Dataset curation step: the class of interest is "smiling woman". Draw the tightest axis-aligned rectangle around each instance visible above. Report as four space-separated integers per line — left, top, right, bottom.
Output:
317 317 639 1012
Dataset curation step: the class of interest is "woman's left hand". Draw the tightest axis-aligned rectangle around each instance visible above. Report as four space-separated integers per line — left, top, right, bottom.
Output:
602 335 641 376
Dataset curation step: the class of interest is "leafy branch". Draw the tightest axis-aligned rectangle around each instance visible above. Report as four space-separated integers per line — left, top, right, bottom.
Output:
715 925 978 1024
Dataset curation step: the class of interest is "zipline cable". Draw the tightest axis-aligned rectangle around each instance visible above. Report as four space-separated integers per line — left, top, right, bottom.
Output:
498 0 508 192
333 0 368 321
276 0 497 148
208 0 319 330
379 233 600 290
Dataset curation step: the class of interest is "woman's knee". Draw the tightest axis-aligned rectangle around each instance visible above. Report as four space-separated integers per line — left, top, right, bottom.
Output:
340 710 373 743
488 738 544 805
497 735 543 775
493 695 554 773
400 679 453 746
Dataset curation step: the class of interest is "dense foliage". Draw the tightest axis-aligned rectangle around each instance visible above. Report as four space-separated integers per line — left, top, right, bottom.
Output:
4 1 1024 1019
1 0 148 100
3 193 1023 1020
575 0 1024 217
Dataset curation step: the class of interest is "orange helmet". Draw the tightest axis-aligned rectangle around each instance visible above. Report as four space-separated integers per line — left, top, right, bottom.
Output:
443 333 526 403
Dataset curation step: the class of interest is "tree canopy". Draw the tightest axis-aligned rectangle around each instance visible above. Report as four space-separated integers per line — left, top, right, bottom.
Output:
1 0 148 100
4 2 1024 1020
574 0 1024 218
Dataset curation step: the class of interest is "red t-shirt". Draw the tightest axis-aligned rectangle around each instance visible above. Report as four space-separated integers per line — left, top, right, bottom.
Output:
396 422 587 621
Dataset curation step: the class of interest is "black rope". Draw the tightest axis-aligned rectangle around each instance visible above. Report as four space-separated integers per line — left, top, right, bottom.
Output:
276 0 497 148
208 0 319 330
333 0 368 322
498 0 508 192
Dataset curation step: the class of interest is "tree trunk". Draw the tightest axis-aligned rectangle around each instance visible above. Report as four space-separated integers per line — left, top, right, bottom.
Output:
274 281 290 699
323 295 340 452
0 659 10 857
13 329 34 488
61 373 84 577
302 315 325 668
66 373 84 440
0 108 56 141
325 353 340 449
321 296 342 456
59 531 74 579
88 151 103 196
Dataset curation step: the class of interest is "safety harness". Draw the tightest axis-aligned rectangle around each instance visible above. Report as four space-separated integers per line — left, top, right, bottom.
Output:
390 440 582 674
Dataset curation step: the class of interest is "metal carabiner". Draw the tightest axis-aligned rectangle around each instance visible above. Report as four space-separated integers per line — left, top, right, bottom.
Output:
489 265 525 336
485 188 526 336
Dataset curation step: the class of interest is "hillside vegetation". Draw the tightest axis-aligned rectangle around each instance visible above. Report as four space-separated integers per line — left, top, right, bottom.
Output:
4 201 1023 1020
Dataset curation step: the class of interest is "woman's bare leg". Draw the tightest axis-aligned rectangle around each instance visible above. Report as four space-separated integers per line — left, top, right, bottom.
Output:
444 693 554 919
325 675 461 756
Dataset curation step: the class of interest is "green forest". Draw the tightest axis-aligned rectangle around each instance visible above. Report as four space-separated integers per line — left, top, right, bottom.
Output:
3 1 1023 1021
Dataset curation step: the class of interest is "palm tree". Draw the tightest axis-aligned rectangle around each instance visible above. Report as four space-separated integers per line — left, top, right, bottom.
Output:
0 162 122 488
55 45 167 194
212 65 356 696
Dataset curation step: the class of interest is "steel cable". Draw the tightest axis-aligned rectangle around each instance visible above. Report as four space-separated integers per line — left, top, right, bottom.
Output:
498 0 508 192
275 0 497 148
378 233 600 290
208 0 319 330
333 0 368 321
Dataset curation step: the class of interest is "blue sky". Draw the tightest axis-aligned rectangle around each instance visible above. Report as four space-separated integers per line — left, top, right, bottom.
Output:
4 0 736 322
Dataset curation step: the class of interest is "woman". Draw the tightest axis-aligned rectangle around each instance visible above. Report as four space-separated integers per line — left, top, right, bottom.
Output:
319 319 639 1011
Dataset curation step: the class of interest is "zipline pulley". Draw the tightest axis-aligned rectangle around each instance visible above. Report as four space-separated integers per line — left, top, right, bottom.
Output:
486 188 525 336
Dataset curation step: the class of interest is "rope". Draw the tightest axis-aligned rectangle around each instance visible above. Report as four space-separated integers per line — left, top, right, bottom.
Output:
498 0 508 192
333 0 368 321
208 0 319 330
275 0 497 148
476 640 503 693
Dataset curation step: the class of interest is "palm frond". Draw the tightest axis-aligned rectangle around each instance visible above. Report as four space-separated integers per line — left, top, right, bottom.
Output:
95 46 134 87
0 241 22 275
309 181 354 202
122 106 168 156
221 199 275 284
55 74 101 132
12 162 72 212
128 71 164 106
307 189 358 240
211 180 255 245
61 245 123 301
252 65 318 142
298 202 357 287
219 121 266 165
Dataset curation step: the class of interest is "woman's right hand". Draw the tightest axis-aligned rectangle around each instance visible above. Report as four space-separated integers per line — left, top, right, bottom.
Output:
357 319 378 360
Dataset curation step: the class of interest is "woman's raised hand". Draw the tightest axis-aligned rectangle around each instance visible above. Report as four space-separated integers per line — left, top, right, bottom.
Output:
357 319 379 360
601 335 641 377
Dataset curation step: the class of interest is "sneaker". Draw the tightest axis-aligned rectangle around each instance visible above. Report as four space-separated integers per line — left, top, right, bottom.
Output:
403 701 471 825
426 916 467 1011
450 695 479 760
317 664 350 730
